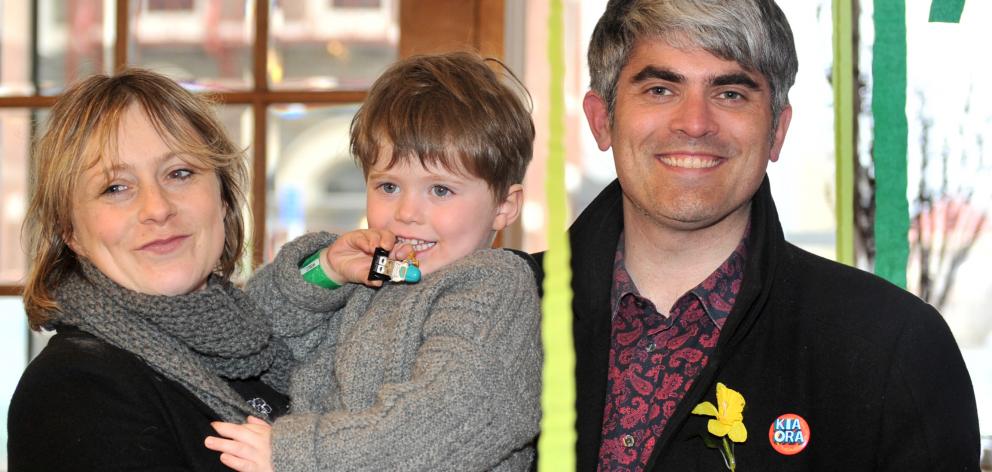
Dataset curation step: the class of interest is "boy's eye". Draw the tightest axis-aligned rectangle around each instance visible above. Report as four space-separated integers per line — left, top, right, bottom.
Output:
378 182 399 194
430 185 452 197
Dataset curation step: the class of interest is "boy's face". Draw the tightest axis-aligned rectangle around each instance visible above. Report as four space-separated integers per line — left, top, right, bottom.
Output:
365 152 522 276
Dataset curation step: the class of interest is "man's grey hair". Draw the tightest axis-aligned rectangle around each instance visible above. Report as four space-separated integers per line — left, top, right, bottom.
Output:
588 0 798 123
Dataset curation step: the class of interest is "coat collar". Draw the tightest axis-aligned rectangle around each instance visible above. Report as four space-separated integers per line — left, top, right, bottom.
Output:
566 176 786 471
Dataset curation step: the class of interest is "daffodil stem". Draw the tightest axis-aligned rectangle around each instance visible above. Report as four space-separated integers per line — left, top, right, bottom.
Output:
721 437 736 471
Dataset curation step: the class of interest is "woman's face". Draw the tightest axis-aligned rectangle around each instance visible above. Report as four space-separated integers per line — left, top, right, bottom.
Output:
68 105 227 295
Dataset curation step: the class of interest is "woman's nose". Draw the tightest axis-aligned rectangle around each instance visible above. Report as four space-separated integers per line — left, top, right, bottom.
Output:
138 184 177 224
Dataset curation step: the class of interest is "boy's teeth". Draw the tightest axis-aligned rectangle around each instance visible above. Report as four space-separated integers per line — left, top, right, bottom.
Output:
397 237 436 252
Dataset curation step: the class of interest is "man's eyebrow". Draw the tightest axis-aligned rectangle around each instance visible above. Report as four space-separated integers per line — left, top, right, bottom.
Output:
711 73 761 90
631 66 684 84
630 67 761 92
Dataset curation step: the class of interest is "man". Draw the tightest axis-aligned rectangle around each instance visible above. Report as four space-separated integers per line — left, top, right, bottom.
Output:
540 0 980 470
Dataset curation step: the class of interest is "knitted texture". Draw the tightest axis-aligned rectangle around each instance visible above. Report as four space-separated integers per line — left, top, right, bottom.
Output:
53 261 293 422
248 232 543 471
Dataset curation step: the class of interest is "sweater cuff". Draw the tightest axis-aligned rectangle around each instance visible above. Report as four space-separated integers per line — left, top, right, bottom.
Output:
267 232 357 312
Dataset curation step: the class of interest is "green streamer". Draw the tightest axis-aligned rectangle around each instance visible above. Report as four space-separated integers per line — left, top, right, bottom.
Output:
833 0 855 266
872 0 909 288
929 0 965 23
537 0 576 469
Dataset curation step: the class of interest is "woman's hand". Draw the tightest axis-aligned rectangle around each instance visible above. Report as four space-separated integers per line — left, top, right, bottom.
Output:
204 416 274 472
323 229 413 287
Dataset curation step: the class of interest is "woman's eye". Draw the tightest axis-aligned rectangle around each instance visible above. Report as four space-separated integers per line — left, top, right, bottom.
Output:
379 183 398 194
102 184 127 195
430 185 452 197
170 168 194 180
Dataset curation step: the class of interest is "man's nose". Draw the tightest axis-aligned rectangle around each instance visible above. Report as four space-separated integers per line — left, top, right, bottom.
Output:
669 93 718 138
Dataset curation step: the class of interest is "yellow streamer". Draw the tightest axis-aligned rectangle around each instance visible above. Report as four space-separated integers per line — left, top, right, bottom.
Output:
537 0 577 469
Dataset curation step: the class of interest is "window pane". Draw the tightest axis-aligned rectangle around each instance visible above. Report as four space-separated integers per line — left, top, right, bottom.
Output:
269 0 398 90
265 103 365 261
0 1 33 95
211 104 256 281
2 1 113 96
148 0 195 11
766 0 836 260
895 0 992 437
215 103 253 160
0 297 30 472
130 0 254 91
0 109 34 285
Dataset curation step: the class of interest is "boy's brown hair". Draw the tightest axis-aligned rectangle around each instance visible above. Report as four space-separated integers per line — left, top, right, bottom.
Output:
350 51 534 199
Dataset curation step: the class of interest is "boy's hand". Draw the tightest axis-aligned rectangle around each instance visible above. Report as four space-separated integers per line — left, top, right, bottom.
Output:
205 416 273 472
323 229 414 287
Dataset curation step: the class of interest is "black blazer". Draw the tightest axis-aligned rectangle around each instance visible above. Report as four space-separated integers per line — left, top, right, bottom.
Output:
8 327 287 472
534 178 979 471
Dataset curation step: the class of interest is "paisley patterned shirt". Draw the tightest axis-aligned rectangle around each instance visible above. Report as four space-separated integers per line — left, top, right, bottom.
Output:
597 231 748 471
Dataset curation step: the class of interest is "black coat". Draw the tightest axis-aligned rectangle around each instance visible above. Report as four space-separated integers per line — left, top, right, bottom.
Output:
535 178 979 471
7 326 288 472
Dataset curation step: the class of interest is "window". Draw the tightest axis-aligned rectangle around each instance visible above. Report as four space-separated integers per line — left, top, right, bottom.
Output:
0 3 503 470
333 0 382 8
147 0 195 11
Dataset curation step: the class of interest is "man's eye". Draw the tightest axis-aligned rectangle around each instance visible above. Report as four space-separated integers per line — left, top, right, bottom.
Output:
430 185 452 197
648 86 670 96
721 91 744 100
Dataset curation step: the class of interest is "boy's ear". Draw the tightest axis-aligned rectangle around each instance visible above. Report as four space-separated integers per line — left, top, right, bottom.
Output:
491 184 524 231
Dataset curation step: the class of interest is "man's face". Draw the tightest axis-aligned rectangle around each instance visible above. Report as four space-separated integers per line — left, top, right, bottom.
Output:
584 38 791 234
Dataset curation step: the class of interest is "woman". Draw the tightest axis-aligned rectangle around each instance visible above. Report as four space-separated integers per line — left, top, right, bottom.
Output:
8 69 292 471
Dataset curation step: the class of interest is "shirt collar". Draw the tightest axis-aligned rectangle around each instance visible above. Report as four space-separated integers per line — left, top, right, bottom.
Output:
610 226 750 330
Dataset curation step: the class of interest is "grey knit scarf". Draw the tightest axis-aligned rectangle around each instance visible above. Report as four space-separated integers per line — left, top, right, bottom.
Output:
52 261 292 422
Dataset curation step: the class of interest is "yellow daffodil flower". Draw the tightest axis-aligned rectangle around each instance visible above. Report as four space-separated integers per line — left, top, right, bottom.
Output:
691 382 748 443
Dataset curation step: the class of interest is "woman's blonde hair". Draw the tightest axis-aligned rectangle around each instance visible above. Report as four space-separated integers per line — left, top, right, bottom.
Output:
22 68 249 330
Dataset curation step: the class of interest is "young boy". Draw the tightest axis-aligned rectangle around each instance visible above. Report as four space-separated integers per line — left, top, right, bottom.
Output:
206 51 541 471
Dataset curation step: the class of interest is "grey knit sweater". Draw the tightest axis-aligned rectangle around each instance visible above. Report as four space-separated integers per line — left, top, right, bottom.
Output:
247 232 542 471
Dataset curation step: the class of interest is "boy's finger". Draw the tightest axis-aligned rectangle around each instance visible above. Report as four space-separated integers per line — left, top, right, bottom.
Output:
380 230 396 249
392 243 413 260
364 230 380 250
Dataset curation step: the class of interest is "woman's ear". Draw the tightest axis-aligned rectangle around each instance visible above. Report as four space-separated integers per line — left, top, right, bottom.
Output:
491 184 524 231
64 230 83 257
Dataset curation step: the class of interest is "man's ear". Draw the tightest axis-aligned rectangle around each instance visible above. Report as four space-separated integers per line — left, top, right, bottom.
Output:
769 105 792 163
492 184 524 231
583 91 612 152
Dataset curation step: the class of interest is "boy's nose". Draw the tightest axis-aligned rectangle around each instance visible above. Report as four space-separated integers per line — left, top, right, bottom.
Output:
394 194 422 224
